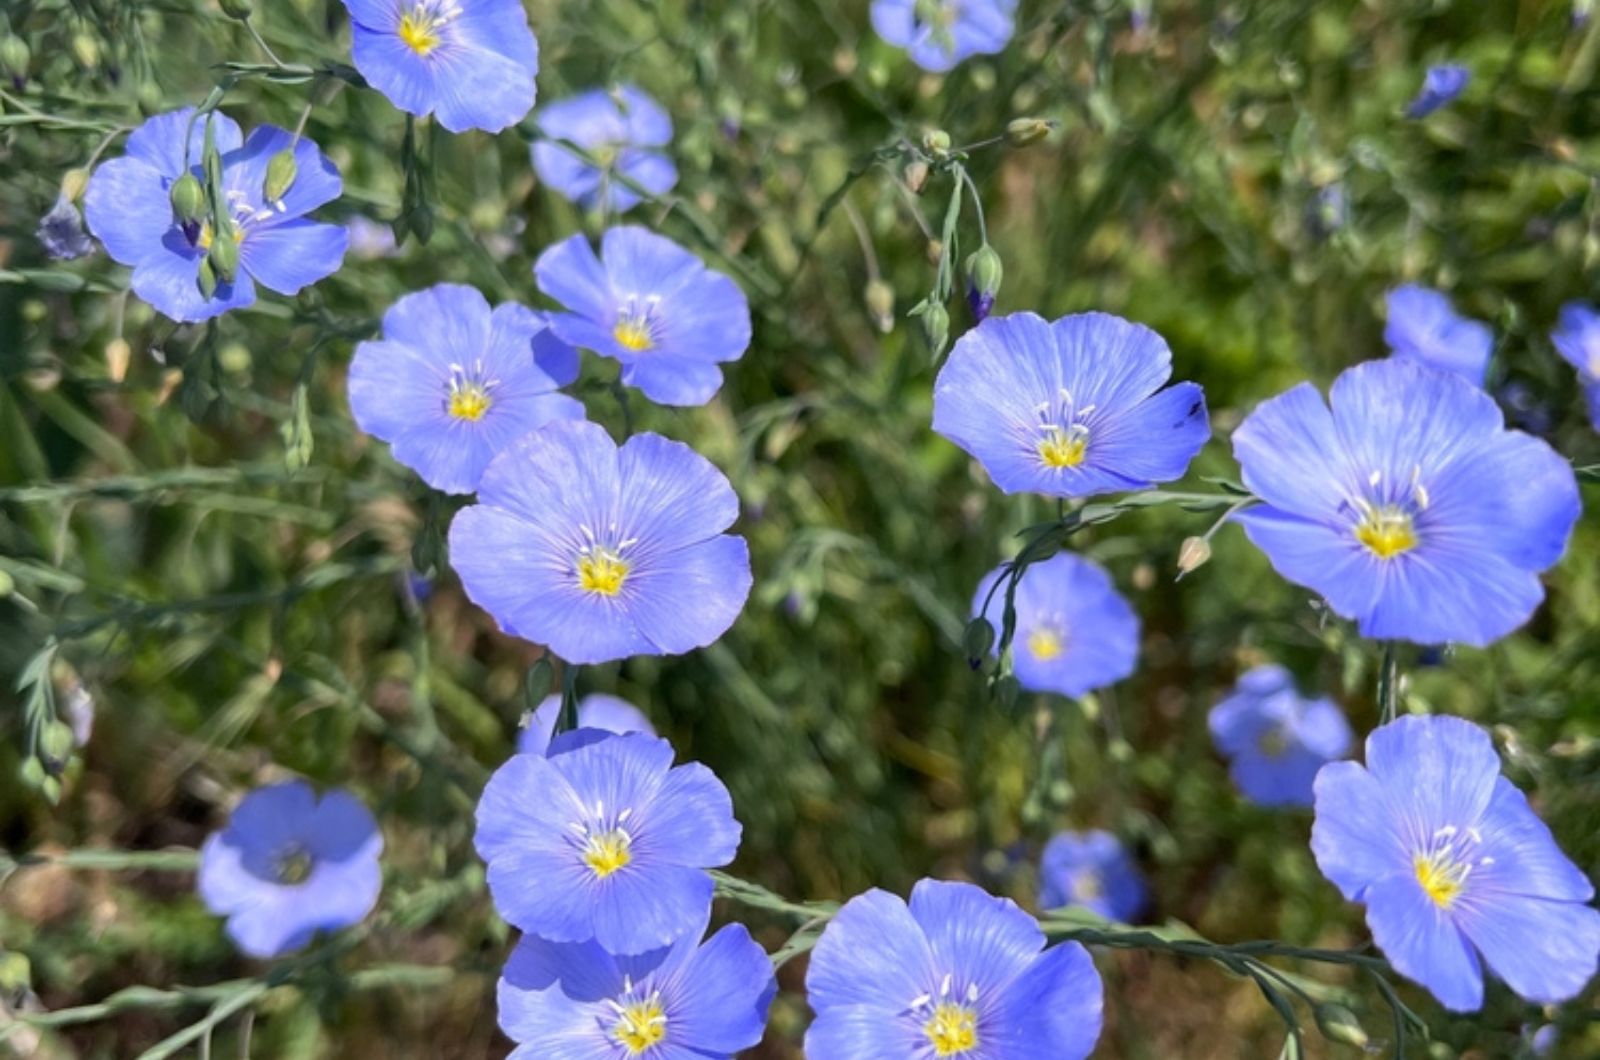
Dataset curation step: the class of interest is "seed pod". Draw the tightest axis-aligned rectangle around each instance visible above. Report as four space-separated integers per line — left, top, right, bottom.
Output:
1176 536 1212 578
1006 117 1054 146
1313 1003 1369 1050
921 128 952 157
208 229 239 283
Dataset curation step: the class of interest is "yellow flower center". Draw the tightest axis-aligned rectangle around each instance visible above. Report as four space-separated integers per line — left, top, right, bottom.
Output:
1355 507 1418 559
1070 871 1103 903
923 1002 979 1056
578 548 630 596
447 384 491 422
398 7 444 55
1037 425 1089 468
1414 853 1467 909
1027 627 1064 662
613 316 654 352
274 845 313 885
612 996 667 1053
583 828 633 879
1257 727 1290 758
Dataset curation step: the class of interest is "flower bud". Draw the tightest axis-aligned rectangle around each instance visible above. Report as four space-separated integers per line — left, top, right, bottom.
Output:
904 159 930 194
168 173 205 224
208 229 239 283
994 674 1021 712
921 128 952 157
70 32 99 70
864 280 895 333
38 720 75 775
0 569 13 598
1 35 31 85
963 617 995 665
1313 1003 1369 1050
965 245 1003 322
0 951 30 994
263 148 297 203
219 0 254 18
1006 117 1054 146
61 168 89 203
196 257 219 299
918 301 950 358
1176 536 1212 578
105 338 132 382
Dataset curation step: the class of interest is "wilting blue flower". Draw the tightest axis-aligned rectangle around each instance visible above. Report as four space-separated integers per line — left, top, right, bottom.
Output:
197 781 382 958
1384 285 1493 385
1550 301 1600 430
532 86 677 213
475 731 739 954
1208 665 1353 808
498 908 773 1059
83 108 347 323
972 553 1139 699
347 284 582 494
342 0 539 133
517 693 655 756
535 227 751 406
1407 64 1470 118
806 879 1103 1059
870 0 1017 73
450 420 751 662
37 194 93 259
1232 358 1579 647
1039 830 1148 922
1312 715 1600 1011
932 311 1209 499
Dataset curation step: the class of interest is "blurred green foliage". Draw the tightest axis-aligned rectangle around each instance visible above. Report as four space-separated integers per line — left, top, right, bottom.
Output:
2 0 1599 1056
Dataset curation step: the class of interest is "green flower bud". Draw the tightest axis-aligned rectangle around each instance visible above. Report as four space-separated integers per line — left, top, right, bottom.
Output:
263 148 297 203
1313 1003 1369 1050
965 244 1003 321
1 36 31 84
0 951 31 994
864 280 895 333
994 674 1021 712
903 159 930 194
0 569 13 598
71 32 99 70
219 0 254 18
38 720 75 774
1006 117 1055 147
208 229 239 283
18 756 47 791
921 128 952 157
197 257 219 299
169 173 205 224
1176 536 1212 578
918 301 950 358
962 617 995 663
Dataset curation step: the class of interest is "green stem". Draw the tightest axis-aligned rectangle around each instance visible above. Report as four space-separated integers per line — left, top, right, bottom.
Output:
1377 641 1400 725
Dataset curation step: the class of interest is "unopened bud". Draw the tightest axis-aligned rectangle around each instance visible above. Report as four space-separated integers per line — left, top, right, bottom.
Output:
1313 1002 1369 1050
105 338 132 382
71 32 99 70
1 36 31 85
994 674 1021 712
965 245 1003 322
0 951 30 994
208 229 239 283
963 617 995 664
263 148 297 203
1176 536 1212 578
865 280 895 333
169 174 205 224
219 0 254 18
61 168 89 203
918 301 950 358
0 570 13 598
38 720 75 774
197 257 219 299
921 128 952 157
1006 117 1054 146
904 159 930 194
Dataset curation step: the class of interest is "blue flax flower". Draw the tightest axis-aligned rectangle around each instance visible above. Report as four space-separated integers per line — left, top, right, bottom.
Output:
37 193 93 260
870 0 1017 73
449 419 752 663
1550 301 1600 430
932 311 1209 499
347 284 582 494
475 731 740 954
972 553 1139 699
1209 665 1353 808
1384 285 1493 385
805 878 1103 1059
341 0 538 133
535 226 751 406
197 781 383 959
1232 358 1579 647
517 693 655 756
1039 830 1148 922
1312 715 1600 1011
1407 64 1470 118
498 908 773 1059
533 86 678 213
84 108 347 323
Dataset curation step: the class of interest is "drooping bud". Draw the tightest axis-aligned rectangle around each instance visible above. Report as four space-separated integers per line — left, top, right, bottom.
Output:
208 228 239 283
0 951 30 995
921 128 952 158
915 300 950 358
197 257 219 299
70 32 99 70
1 35 31 86
1313 1003 1369 1050
169 173 205 224
219 0 254 18
904 159 930 194
263 148 297 203
38 720 75 775
1176 536 1212 578
105 338 132 382
993 674 1021 712
964 244 1003 322
61 168 89 203
1006 117 1054 146
962 617 995 667
864 280 895 333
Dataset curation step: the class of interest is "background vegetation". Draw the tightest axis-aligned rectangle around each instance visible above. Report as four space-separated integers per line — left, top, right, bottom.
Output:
2 0 1598 1056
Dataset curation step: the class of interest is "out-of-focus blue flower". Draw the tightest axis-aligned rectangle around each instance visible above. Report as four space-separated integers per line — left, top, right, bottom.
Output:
449 420 751 663
197 781 382 959
1232 359 1579 647
1306 182 1348 240
346 215 398 260
870 0 1017 73
972 553 1139 699
932 311 1209 499
516 693 654 756
1208 664 1353 808
806 878 1103 1059
1312 715 1600 1011
534 227 750 406
476 731 739 954
497 908 773 1059
1039 830 1148 922
37 194 93 259
1407 64 1470 118
1551 301 1600 431
1384 285 1494 385
83 108 347 323
532 86 677 213
341 0 538 133
1529 1023 1560 1056
347 284 582 494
